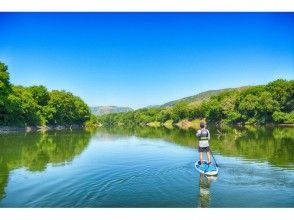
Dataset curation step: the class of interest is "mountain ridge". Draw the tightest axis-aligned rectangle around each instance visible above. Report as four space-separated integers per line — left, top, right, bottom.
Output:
160 86 249 107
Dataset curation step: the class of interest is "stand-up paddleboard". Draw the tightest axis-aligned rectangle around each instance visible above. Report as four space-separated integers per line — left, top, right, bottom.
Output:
195 160 218 176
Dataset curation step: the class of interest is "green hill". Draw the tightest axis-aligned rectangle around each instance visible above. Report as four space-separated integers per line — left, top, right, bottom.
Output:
161 87 248 107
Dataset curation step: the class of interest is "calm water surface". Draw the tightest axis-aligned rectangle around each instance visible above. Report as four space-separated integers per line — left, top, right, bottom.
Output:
0 127 293 207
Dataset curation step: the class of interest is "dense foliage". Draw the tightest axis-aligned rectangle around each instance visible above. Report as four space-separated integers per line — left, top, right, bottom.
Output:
0 62 91 126
93 79 294 126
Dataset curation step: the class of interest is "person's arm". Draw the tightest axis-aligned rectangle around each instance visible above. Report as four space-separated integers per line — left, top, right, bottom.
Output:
196 130 201 137
207 130 211 140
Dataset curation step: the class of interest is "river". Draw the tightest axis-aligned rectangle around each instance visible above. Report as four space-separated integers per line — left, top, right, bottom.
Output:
0 126 293 207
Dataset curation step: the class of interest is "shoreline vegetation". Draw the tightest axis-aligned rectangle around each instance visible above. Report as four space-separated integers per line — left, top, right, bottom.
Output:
0 61 91 131
89 79 294 129
1 61 293 133
1 120 294 134
0 124 85 134
1 119 294 134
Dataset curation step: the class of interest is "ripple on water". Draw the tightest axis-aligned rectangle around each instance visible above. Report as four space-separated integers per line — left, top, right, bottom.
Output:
216 160 294 189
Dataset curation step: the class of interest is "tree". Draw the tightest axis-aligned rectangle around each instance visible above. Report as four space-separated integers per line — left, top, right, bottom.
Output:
5 86 40 126
0 62 12 124
46 90 90 125
157 108 172 123
204 98 223 123
0 62 11 103
237 89 279 124
28 85 50 106
273 111 294 124
171 101 189 122
265 79 292 111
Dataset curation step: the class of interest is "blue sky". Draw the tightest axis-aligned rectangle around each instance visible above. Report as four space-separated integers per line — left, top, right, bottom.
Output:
0 13 293 109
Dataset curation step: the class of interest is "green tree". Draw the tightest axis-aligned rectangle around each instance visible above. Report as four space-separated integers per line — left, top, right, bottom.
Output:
0 62 12 124
5 86 40 126
157 108 172 123
265 79 293 112
204 98 223 123
237 89 279 124
46 90 90 125
0 62 11 103
273 111 294 124
171 101 189 122
28 85 50 106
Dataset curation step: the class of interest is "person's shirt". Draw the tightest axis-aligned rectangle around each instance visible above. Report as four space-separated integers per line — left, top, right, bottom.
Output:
196 128 210 148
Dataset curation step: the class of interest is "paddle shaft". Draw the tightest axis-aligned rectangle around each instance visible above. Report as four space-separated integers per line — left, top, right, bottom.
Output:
209 149 218 167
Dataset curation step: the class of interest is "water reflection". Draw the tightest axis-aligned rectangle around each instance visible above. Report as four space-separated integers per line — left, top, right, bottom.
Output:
211 126 294 167
0 126 293 207
94 126 294 168
198 174 217 208
0 130 93 199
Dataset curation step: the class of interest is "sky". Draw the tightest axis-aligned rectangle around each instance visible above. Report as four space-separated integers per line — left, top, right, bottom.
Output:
0 13 293 109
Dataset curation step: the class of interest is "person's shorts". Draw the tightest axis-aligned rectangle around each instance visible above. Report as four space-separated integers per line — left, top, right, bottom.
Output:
198 146 210 152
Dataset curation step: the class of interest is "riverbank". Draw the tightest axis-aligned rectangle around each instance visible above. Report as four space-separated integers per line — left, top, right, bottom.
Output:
173 120 294 129
0 125 85 134
1 120 293 134
96 118 294 130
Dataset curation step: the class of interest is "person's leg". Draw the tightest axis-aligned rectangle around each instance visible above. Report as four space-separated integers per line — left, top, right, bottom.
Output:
206 150 211 164
200 152 203 164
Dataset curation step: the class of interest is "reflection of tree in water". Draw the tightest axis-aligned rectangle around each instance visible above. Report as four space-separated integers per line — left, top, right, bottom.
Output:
96 126 294 168
0 130 93 199
95 126 198 147
211 127 294 167
0 165 8 200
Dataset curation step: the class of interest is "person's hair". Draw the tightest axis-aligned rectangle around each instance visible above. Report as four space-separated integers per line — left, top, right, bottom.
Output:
200 121 205 128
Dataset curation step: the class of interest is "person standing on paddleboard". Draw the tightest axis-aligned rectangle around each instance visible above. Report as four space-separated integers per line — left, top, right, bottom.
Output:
196 122 211 165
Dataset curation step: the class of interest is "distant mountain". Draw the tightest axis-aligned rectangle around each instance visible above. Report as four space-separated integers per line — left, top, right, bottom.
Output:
94 87 249 114
91 106 134 115
161 87 248 107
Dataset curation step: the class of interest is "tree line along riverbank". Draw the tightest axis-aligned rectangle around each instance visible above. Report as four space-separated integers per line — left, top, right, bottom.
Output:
0 62 91 131
1 61 293 133
89 80 294 128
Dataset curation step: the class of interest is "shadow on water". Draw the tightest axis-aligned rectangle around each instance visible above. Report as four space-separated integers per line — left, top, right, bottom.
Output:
0 130 93 200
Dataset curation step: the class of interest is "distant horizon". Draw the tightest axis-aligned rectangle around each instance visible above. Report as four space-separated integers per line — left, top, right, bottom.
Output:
1 13 293 109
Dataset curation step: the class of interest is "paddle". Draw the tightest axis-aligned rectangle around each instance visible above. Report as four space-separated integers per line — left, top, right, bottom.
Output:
209 149 219 167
